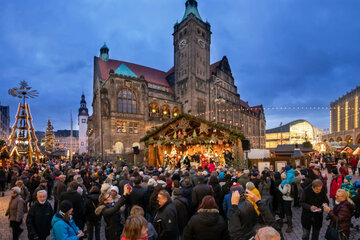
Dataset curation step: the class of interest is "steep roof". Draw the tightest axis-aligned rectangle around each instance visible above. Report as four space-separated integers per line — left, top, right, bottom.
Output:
96 57 172 89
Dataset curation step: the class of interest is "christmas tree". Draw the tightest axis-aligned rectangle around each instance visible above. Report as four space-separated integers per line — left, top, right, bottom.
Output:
45 119 55 153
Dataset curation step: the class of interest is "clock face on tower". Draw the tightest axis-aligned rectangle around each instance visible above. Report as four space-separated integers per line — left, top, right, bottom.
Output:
198 38 205 48
179 39 187 49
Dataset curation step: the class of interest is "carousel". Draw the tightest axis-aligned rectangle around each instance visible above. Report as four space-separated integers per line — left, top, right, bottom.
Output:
141 114 245 169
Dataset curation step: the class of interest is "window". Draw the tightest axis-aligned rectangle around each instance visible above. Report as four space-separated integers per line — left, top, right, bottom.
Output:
129 122 138 134
81 119 86 123
162 105 170 118
117 121 127 133
197 99 206 117
118 89 137 114
149 103 160 117
173 107 180 117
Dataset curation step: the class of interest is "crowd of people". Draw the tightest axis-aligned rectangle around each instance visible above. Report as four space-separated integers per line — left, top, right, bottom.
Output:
0 156 359 240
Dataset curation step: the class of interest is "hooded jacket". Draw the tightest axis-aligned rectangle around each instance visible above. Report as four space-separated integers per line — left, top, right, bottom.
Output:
51 212 79 240
183 208 230 240
328 200 354 238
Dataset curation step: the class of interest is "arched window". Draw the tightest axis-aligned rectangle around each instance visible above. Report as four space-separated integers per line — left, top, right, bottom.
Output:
162 105 170 118
114 141 124 154
118 89 136 114
149 103 160 117
173 107 180 117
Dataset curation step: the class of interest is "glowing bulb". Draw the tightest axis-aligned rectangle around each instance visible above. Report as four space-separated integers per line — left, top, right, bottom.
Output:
152 109 156 113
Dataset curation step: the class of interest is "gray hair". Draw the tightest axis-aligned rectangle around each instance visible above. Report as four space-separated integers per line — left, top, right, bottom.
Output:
37 190 47 196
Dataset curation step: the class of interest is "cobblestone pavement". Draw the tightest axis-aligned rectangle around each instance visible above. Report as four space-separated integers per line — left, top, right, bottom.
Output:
0 171 359 239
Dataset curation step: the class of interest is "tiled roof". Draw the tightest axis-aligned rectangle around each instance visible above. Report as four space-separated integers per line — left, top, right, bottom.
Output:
210 61 221 74
96 57 172 89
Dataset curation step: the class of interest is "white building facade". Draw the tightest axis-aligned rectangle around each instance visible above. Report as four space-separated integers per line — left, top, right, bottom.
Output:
78 94 89 154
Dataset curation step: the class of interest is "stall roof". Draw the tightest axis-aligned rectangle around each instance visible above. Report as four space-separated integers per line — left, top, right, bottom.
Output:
140 113 244 144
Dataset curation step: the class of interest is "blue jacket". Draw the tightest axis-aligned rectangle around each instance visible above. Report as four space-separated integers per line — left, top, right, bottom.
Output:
223 193 232 219
51 212 79 240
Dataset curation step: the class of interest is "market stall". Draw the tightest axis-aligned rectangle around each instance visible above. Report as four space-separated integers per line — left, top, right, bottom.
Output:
140 114 245 168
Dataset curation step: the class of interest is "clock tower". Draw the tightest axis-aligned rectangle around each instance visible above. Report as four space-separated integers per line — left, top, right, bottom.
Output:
173 0 211 118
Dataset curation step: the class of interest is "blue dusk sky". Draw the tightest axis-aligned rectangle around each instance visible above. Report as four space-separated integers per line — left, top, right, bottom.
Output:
0 0 359 131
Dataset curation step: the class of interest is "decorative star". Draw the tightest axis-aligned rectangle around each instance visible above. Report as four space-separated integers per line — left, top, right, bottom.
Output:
164 135 170 142
177 118 190 132
199 123 210 134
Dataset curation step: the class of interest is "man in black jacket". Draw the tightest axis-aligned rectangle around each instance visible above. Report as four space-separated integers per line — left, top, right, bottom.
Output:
128 176 147 214
172 188 190 237
153 190 179 240
300 179 329 240
26 190 53 240
59 181 85 231
228 189 257 240
192 175 212 210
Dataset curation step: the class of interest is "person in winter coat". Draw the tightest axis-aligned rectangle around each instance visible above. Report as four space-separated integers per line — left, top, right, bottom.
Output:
53 175 67 211
0 167 6 197
121 215 149 240
129 176 147 214
191 175 213 210
246 182 261 215
184 195 230 240
329 168 342 205
85 186 101 240
293 169 302 207
350 156 358 175
301 168 319 189
300 179 329 240
258 170 273 211
339 161 349 179
130 205 158 240
341 175 356 198
6 187 25 240
236 169 249 189
26 190 53 240
223 183 244 220
15 179 30 207
51 200 84 240
228 187 258 240
278 173 293 233
172 188 189 238
323 189 355 239
153 190 179 240
95 185 131 240
32 178 48 202
59 181 85 231
181 177 193 207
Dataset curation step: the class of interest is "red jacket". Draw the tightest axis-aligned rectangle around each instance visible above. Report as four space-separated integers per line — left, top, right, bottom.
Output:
339 166 348 177
350 157 358 167
329 176 342 199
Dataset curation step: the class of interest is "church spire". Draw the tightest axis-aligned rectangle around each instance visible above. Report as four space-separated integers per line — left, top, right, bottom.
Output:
78 93 88 116
182 0 202 21
100 43 109 61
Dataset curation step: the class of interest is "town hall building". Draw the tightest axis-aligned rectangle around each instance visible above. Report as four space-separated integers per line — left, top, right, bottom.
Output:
88 0 266 160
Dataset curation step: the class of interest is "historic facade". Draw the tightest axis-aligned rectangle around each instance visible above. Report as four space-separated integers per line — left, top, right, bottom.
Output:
323 86 360 144
88 0 266 160
78 94 89 154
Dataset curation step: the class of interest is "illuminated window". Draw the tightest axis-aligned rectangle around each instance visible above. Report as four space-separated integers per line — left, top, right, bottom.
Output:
81 119 86 123
162 105 170 118
345 101 348 130
116 121 127 133
129 122 138 134
173 107 180 117
355 96 358 128
337 106 340 132
149 103 160 117
118 89 137 114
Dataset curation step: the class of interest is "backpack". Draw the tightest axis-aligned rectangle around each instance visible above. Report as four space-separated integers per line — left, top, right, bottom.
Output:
290 182 298 198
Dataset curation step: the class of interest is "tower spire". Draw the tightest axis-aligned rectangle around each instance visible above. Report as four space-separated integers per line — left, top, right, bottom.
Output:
182 0 202 21
100 42 109 61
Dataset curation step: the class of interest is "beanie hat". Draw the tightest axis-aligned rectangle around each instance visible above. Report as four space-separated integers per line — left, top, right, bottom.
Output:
345 175 352 182
171 173 181 182
60 200 73 213
40 178 47 183
173 188 182 196
230 182 244 193
110 186 119 194
11 186 21 195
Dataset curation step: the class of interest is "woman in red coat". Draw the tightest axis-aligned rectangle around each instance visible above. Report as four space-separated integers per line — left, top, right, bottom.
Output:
329 168 342 205
339 161 349 180
324 189 354 239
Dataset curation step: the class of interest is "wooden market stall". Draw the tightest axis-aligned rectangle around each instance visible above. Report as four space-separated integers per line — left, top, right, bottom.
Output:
140 114 245 167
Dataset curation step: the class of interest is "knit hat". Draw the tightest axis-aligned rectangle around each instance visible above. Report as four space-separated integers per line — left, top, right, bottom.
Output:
345 175 352 182
11 186 21 195
171 173 181 182
60 200 73 213
110 186 119 194
40 178 47 183
230 182 244 193
173 188 182 196
100 183 111 193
